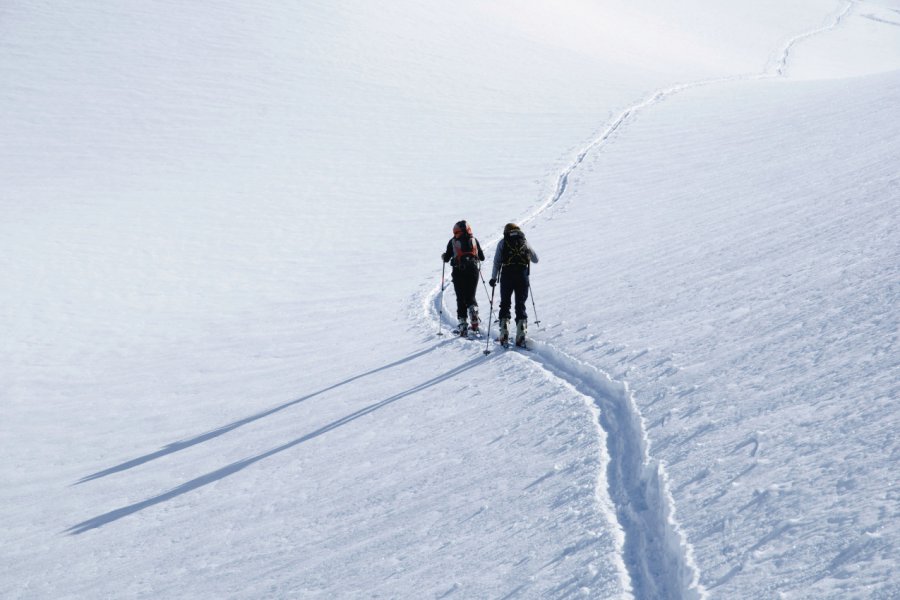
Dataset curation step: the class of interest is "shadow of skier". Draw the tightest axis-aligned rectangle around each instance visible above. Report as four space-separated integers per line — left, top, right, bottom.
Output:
75 344 445 486
66 353 486 535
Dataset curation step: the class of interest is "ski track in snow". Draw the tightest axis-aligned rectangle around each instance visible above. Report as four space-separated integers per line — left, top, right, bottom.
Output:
772 1 855 76
421 3 855 599
860 12 900 27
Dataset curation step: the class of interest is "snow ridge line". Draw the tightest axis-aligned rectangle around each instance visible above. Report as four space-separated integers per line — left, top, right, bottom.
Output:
421 3 855 598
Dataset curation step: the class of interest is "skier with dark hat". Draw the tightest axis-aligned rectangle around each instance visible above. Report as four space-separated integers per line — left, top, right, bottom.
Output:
441 220 486 337
489 223 539 347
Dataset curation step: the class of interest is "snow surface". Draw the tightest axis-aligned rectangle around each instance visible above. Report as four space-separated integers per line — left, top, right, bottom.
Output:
2 1 898 598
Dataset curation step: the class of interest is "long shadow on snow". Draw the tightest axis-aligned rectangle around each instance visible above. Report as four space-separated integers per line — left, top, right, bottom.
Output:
75 345 444 485
66 353 486 535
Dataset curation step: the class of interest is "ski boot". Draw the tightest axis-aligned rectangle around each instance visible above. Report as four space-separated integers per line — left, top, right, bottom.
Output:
498 318 510 346
468 305 481 333
456 318 469 338
515 319 528 348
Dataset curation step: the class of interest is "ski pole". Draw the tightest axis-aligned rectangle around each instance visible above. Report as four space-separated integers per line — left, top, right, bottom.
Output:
483 284 496 355
437 261 446 336
529 282 541 326
478 267 491 306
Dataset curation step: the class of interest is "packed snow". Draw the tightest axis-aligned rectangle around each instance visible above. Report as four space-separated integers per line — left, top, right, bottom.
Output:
2 1 898 598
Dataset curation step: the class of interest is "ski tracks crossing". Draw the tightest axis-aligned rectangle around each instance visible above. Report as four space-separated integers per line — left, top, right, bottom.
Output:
422 3 855 598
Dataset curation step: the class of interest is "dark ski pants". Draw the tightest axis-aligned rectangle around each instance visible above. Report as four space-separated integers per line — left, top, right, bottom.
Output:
499 266 529 322
451 265 479 319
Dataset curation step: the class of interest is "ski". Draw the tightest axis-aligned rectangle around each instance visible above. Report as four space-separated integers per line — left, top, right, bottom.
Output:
453 329 483 339
495 337 528 350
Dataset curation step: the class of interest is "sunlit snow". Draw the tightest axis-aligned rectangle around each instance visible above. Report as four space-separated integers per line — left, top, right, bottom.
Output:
2 1 898 598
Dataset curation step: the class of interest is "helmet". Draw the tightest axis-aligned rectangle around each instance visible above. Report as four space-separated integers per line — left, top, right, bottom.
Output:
453 220 473 238
503 223 520 235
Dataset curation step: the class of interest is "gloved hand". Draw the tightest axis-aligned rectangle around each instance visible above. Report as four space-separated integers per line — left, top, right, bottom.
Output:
441 253 449 263
489 278 496 287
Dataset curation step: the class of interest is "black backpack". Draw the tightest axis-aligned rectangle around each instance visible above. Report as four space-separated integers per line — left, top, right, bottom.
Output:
502 229 530 266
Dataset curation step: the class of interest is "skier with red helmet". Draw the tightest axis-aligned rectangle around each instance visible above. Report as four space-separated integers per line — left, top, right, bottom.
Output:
441 220 486 337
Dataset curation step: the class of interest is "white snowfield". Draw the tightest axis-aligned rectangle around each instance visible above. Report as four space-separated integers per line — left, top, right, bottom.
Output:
1 1 898 599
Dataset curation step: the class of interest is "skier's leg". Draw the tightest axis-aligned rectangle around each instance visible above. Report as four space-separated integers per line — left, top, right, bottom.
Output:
456 268 477 332
499 317 510 344
513 270 529 322
514 270 529 346
498 269 513 344
451 271 469 335
452 272 467 321
464 268 479 308
515 318 528 346
462 269 481 329
498 269 513 322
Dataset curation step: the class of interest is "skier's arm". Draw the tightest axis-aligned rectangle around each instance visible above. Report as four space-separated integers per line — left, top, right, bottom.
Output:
528 242 539 264
442 240 452 262
476 238 485 261
491 240 504 280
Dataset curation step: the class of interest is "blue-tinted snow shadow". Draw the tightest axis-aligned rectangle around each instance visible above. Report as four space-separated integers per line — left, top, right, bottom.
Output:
75 344 445 485
66 353 486 535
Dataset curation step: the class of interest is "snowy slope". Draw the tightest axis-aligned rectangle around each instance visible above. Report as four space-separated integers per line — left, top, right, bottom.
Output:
2 0 898 598
530 70 900 598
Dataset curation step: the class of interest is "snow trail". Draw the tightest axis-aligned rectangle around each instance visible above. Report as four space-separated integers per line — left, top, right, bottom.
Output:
423 2 855 598
521 0 857 228
772 1 855 76
525 342 704 600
